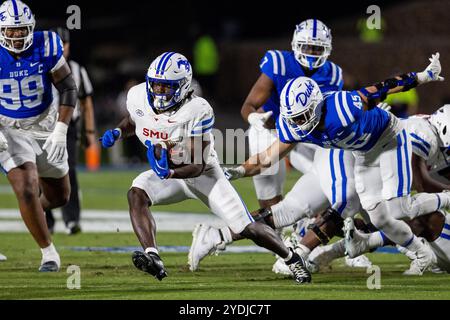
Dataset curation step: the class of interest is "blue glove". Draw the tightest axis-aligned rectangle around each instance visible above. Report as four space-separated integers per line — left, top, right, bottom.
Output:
99 129 121 148
145 140 171 180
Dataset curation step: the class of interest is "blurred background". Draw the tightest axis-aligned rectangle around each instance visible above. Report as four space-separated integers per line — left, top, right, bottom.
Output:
29 0 450 167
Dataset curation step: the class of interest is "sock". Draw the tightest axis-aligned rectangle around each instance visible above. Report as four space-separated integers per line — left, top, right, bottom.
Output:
219 227 233 244
368 231 386 249
145 247 159 255
297 243 311 257
404 236 424 252
40 243 60 266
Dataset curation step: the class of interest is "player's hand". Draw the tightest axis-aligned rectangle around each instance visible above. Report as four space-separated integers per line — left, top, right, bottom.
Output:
417 52 444 84
377 102 391 112
0 131 8 152
99 128 121 148
248 111 273 131
145 140 171 180
43 121 68 162
222 165 245 181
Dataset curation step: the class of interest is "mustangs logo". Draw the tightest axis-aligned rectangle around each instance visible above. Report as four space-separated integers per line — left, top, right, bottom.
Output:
177 59 191 72
0 11 6 22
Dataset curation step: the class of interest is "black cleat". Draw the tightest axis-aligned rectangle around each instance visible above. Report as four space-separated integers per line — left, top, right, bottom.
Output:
288 254 312 284
39 261 59 272
132 251 167 281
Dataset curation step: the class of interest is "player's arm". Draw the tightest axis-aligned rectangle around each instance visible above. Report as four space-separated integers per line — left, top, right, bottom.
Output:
357 52 444 110
50 62 77 124
225 139 295 180
100 113 136 148
170 137 210 179
80 95 96 147
411 153 450 193
241 73 275 127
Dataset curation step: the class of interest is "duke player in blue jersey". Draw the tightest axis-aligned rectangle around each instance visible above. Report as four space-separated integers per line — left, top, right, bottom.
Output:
222 53 450 281
240 19 343 209
0 0 77 271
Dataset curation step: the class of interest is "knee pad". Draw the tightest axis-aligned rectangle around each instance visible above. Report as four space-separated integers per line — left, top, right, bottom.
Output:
307 208 344 245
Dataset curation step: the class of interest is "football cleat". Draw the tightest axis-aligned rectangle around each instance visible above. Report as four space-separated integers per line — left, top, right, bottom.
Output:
343 218 370 258
287 253 312 284
0 252 7 261
132 251 167 281
188 224 226 272
402 239 435 276
345 255 372 268
272 257 292 276
39 261 59 272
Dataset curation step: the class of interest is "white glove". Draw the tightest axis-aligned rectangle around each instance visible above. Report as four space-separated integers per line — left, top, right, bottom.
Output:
377 102 391 112
43 121 68 162
223 165 246 181
416 52 445 84
0 131 8 152
248 111 273 130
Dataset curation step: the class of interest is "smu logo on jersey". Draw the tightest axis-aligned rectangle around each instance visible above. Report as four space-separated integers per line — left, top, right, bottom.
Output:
142 128 168 140
295 81 315 106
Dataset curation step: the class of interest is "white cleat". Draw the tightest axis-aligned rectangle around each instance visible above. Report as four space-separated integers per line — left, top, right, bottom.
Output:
0 252 6 261
188 224 225 272
345 255 372 268
272 257 292 276
307 245 337 273
402 240 435 276
343 218 371 258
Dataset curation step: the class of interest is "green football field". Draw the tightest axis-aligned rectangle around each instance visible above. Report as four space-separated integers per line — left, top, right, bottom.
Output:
0 169 450 300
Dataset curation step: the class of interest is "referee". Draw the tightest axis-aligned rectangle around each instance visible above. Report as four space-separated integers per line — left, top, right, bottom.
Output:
45 28 96 235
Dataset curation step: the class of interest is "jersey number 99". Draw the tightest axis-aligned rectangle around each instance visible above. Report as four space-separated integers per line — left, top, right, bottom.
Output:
0 75 44 110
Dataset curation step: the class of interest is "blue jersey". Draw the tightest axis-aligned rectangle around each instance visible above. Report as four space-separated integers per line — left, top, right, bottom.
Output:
0 31 64 119
276 90 391 152
260 50 343 120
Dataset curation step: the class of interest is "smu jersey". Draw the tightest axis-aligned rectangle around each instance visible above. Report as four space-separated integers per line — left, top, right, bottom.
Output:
276 90 390 152
127 83 219 166
407 115 450 184
260 50 343 120
0 31 64 120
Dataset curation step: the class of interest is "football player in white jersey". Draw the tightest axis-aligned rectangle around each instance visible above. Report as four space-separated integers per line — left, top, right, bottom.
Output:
0 0 77 272
332 104 450 274
100 52 311 283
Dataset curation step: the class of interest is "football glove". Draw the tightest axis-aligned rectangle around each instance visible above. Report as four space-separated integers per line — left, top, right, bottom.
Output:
416 52 444 84
99 128 121 148
223 165 246 181
145 140 171 179
132 251 168 281
248 111 273 131
43 121 68 162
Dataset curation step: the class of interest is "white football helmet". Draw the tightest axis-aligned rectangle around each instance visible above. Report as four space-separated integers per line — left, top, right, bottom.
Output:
0 0 35 53
429 104 450 151
146 52 193 112
291 19 332 70
280 77 324 137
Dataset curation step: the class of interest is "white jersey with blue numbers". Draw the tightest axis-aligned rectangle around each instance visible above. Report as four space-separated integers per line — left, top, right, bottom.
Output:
407 115 450 184
0 31 64 136
276 90 391 152
260 50 343 120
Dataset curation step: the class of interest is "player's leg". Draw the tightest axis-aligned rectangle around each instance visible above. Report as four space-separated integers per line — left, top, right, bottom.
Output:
7 163 60 271
188 165 311 283
128 170 197 280
249 125 286 208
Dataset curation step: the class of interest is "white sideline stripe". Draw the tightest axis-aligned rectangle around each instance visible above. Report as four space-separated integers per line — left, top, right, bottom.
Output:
0 209 226 232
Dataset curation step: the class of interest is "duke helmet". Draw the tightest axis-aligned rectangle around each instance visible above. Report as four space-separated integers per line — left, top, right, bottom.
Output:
146 52 193 112
291 19 332 70
429 104 450 152
279 76 324 137
0 0 35 53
